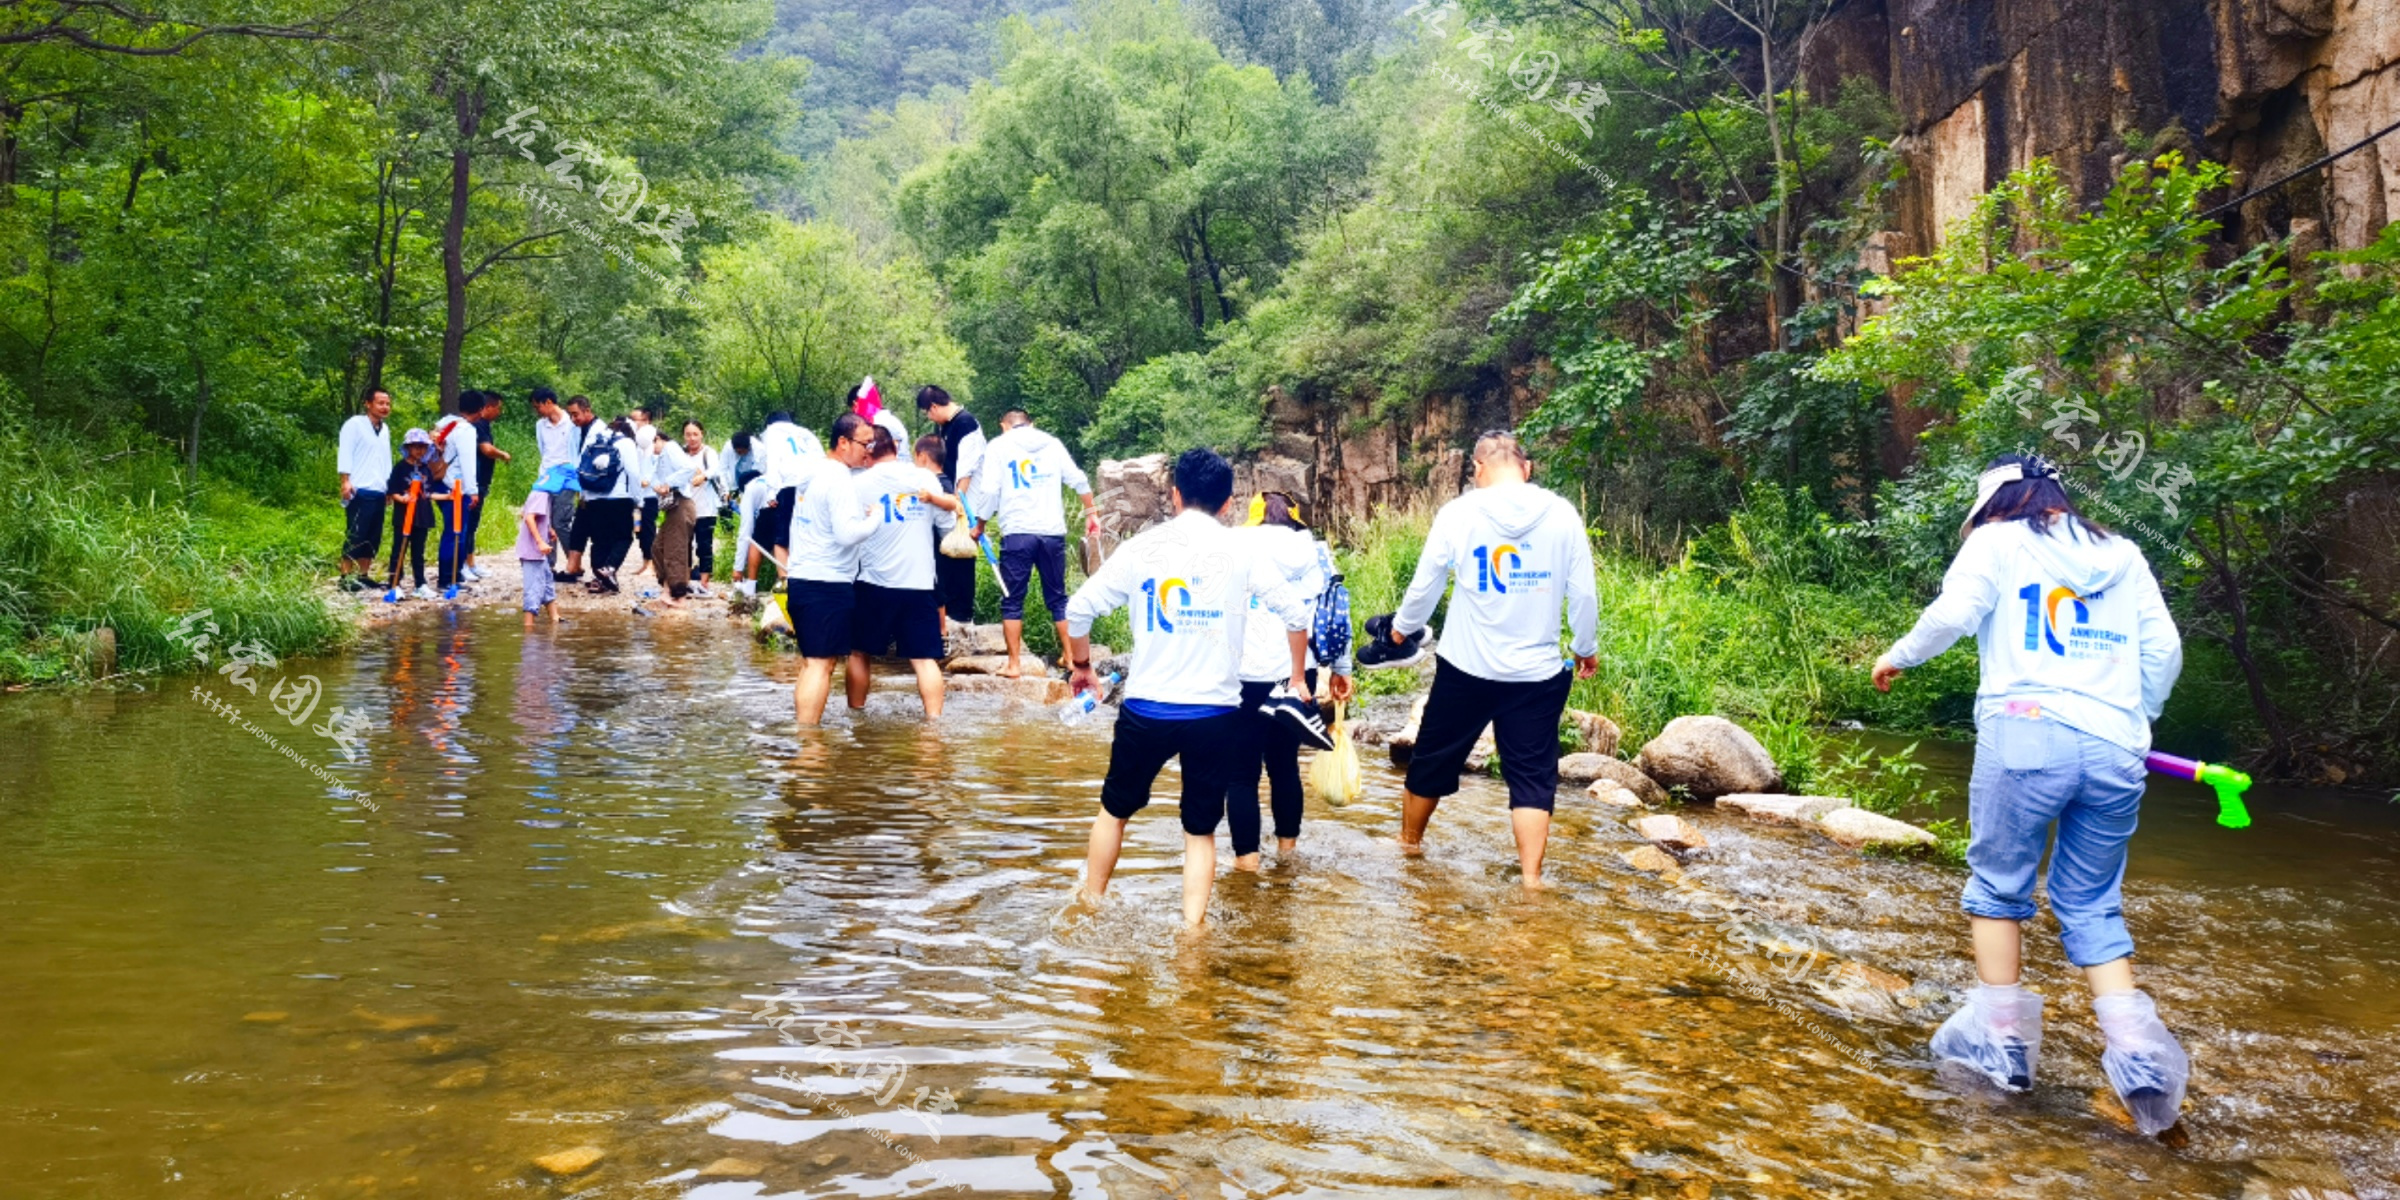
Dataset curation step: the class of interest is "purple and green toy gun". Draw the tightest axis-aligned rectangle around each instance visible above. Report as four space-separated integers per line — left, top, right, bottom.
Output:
2145 751 2252 829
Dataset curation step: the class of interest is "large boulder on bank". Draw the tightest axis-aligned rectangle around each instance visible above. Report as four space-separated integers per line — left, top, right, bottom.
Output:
1818 808 1938 852
1579 756 1670 807
947 655 1044 676
1635 716 1783 801
1387 695 1430 766
1564 709 1621 757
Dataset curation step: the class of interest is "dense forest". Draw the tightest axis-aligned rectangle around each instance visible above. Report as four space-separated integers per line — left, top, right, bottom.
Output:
1 0 2392 788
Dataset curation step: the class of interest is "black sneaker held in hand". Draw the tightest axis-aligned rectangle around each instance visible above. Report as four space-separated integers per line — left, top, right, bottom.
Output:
1355 613 1428 670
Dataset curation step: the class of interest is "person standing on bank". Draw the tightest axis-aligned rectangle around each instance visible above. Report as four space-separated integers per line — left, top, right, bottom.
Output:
916 386 985 625
845 428 961 718
1371 431 1597 885
968 409 1096 678
465 390 510 581
581 417 646 595
336 388 394 592
1064 449 1313 929
789 414 882 728
1228 491 1354 869
648 418 711 606
1872 453 2188 1135
629 405 662 574
557 396 606 582
385 429 441 599
432 393 483 596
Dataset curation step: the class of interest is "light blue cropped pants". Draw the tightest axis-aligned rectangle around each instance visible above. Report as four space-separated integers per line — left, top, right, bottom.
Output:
1963 715 2146 967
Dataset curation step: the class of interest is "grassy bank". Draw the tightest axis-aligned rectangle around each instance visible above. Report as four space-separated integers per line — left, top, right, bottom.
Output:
0 421 349 687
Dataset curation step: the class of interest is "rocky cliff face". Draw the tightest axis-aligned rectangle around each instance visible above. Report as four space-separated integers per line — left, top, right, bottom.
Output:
1815 0 2400 254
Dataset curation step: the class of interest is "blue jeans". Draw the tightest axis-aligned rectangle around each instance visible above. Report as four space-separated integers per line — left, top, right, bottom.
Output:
1963 715 2145 967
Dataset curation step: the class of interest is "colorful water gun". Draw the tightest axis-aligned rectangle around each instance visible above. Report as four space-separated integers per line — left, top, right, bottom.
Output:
2145 751 2252 829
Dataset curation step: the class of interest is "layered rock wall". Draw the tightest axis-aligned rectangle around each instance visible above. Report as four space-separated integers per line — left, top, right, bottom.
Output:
1823 0 2400 253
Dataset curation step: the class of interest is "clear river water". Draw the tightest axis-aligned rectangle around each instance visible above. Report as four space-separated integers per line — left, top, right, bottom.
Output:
1 609 2395 1198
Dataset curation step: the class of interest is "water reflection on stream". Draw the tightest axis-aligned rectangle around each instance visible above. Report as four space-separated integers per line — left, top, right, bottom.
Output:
2 610 2395 1198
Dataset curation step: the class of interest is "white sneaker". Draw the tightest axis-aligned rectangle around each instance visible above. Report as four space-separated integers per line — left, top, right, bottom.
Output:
413 585 436 601
735 580 755 597
463 566 484 582
690 582 714 598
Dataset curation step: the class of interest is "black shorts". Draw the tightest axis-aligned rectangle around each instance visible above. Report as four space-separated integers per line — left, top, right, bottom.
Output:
757 486 798 550
1404 657 1575 811
343 491 387 560
849 581 944 660
998 533 1068 621
787 578 854 659
1101 706 1244 836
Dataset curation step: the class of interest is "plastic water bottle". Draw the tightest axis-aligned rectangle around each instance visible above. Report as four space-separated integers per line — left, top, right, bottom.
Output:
1059 673 1121 726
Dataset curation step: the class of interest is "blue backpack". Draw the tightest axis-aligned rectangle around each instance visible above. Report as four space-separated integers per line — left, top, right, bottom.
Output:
1311 543 1352 668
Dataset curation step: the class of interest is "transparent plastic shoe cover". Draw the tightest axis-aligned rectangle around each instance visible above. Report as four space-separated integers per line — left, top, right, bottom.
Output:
2095 990 2189 1136
1931 983 2044 1092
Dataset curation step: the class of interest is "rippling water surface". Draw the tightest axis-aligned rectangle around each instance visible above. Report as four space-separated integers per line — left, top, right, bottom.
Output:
3 610 2396 1198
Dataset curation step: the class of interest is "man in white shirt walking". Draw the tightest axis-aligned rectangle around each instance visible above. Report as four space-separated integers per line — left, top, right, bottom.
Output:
789 414 882 728
1063 449 1313 928
1377 431 1598 885
336 389 394 592
752 409 827 581
969 410 1096 678
844 433 962 718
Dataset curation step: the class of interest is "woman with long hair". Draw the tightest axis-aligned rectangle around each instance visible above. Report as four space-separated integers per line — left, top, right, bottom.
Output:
1225 490 1353 869
649 419 711 604
1874 452 2188 1135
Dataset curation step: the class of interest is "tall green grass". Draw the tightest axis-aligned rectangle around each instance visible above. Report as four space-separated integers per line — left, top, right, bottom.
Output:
0 410 349 686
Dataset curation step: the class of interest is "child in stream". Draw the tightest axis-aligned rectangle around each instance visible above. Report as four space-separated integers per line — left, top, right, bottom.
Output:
1872 452 2190 1135
1062 448 1313 928
518 464 575 629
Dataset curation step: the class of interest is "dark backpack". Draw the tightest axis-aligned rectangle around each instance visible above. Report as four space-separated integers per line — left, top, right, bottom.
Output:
577 438 623 494
1311 542 1352 668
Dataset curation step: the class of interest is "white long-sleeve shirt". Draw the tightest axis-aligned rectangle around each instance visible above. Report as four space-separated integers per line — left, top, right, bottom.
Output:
786 457 879 583
1066 509 1310 709
853 460 958 590
1396 481 1598 684
652 441 713 512
967 425 1090 537
1885 517 2182 756
337 415 392 493
759 420 825 492
1236 525 1351 681
435 416 480 497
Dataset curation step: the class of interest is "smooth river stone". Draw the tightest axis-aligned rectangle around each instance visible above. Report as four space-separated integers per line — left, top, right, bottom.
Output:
1635 714 1784 800
945 674 1072 704
697 1157 763 1178
1719 793 1851 825
1618 845 1683 878
1817 808 1939 851
534 1146 606 1176
946 654 1046 676
1631 814 1708 852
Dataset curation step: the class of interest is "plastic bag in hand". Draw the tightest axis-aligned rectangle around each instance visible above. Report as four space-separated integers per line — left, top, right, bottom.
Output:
1931 983 2043 1092
2095 990 2189 1136
1308 702 1363 806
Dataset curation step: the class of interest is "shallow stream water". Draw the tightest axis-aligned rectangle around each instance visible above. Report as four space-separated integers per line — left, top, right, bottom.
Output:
2 610 2395 1198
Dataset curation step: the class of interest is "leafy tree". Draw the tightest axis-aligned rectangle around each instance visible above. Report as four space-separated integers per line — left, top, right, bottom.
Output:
1819 154 2400 775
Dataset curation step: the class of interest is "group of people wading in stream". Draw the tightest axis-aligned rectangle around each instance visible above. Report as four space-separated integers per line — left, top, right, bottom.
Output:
338 385 2196 1137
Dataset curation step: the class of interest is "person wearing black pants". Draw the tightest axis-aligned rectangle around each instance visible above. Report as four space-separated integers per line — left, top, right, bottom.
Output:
1228 670 1315 861
917 385 986 623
